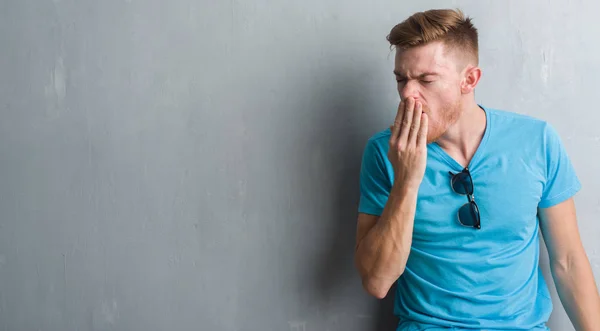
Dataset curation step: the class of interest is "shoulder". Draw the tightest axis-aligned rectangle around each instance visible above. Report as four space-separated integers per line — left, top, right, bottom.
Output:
362 127 391 155
483 105 557 141
485 106 548 127
366 127 391 145
359 127 393 176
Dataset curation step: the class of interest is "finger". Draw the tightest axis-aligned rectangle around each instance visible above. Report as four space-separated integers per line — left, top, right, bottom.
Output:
408 101 422 143
390 99 405 143
398 97 415 145
417 112 429 146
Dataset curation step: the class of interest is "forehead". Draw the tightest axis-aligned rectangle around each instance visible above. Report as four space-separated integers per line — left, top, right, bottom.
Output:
394 41 453 75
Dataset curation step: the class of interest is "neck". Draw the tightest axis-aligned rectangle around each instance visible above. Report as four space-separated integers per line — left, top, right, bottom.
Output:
435 98 486 168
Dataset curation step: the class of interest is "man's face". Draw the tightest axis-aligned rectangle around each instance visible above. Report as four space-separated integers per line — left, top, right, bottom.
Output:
394 41 466 143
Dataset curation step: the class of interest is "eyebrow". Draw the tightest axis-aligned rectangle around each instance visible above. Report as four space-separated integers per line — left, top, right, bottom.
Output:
393 71 439 78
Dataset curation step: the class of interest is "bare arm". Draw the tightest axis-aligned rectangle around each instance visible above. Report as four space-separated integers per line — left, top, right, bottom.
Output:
539 198 600 330
354 97 428 299
354 184 418 299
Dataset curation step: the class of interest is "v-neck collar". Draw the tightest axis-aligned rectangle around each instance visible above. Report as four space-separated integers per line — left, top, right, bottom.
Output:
429 104 492 173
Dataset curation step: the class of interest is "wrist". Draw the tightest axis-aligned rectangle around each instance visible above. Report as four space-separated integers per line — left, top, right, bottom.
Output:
390 182 420 198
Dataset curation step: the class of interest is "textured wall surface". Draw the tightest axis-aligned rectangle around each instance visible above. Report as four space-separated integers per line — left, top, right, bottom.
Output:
1 0 598 330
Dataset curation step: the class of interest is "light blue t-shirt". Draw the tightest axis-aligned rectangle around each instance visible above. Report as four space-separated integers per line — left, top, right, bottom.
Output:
358 105 581 330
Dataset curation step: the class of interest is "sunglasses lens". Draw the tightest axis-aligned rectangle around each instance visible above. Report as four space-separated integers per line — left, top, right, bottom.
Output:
458 201 480 228
451 172 473 195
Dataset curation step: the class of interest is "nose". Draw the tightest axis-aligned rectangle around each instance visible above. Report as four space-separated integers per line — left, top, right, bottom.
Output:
399 80 420 101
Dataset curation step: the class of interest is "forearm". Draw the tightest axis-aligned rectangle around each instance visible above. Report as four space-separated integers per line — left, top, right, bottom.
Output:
551 253 600 330
355 184 418 298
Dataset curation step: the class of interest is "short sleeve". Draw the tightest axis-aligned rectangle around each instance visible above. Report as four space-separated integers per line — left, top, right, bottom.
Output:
538 123 581 208
358 137 392 216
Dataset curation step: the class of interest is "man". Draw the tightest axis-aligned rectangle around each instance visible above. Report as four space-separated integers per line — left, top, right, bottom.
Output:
354 8 600 331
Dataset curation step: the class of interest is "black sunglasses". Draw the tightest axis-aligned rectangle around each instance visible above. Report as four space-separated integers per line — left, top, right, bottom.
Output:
448 167 481 229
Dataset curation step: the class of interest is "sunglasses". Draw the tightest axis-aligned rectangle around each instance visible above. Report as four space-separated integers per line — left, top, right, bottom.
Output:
449 168 481 229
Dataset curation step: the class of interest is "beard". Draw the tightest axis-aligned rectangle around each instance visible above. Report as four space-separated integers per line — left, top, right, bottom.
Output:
424 99 462 143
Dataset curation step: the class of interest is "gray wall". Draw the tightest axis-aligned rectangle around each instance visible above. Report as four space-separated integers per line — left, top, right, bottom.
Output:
1 0 599 330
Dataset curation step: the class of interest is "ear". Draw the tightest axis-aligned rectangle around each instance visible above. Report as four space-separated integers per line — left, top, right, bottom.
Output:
460 65 482 94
